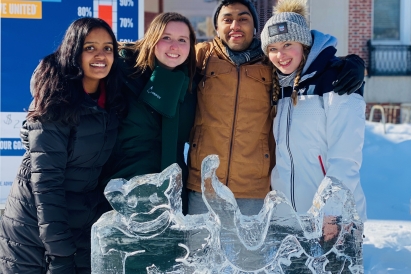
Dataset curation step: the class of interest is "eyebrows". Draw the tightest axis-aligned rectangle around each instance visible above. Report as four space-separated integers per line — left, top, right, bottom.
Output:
161 31 189 40
83 41 114 45
267 41 297 49
220 11 252 18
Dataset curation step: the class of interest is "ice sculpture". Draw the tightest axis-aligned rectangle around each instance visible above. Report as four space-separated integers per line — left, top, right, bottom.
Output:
91 154 363 273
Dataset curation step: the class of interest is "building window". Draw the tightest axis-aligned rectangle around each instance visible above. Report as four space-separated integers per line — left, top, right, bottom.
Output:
369 0 411 76
373 0 400 41
373 0 411 44
369 0 411 75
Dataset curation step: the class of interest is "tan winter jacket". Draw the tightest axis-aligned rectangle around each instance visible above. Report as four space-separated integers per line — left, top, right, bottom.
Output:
187 38 275 198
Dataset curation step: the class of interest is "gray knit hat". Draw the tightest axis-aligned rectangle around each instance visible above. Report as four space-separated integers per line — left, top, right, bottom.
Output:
260 9 312 55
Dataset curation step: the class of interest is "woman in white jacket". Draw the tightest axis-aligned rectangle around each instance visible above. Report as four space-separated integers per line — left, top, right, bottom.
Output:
260 0 367 242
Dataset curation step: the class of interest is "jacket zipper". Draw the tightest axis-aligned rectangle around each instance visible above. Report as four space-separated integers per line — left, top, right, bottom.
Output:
275 87 297 210
276 88 296 209
86 109 108 217
283 87 297 211
93 110 108 172
276 89 296 210
226 65 241 186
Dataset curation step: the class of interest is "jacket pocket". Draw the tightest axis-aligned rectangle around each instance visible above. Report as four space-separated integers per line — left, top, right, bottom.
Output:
245 67 272 85
202 60 232 77
244 67 272 105
199 61 233 94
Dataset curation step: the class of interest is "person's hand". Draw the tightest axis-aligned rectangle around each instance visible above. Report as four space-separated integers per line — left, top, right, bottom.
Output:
323 215 340 242
46 254 76 274
331 54 365 95
20 121 29 150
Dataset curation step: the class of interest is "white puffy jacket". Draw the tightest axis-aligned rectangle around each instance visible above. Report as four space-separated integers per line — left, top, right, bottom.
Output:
271 31 367 221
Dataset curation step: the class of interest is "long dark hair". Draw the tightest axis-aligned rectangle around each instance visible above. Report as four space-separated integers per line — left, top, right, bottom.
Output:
123 12 197 92
28 17 125 124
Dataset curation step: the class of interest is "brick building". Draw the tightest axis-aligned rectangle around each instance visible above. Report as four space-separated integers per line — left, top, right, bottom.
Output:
309 0 411 124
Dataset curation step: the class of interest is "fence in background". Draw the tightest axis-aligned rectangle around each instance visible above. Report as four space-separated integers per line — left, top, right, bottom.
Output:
368 41 411 76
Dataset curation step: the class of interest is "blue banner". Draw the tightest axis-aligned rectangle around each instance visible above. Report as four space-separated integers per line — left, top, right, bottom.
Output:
0 138 26 156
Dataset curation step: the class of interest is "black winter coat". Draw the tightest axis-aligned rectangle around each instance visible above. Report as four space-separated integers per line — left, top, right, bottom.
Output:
0 95 119 273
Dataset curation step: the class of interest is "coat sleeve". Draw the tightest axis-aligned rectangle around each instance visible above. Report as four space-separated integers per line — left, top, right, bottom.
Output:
27 120 77 257
323 90 367 221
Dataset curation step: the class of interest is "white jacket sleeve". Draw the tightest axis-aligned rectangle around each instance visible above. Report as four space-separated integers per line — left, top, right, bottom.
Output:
323 92 367 221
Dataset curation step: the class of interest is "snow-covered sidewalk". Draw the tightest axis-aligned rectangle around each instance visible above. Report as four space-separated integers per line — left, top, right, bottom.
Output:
364 220 411 273
362 122 411 273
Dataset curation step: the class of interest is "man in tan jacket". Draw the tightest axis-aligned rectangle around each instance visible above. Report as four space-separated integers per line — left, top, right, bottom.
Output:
186 0 365 215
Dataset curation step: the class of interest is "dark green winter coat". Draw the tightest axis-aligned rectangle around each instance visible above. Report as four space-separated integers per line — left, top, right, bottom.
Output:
99 49 197 213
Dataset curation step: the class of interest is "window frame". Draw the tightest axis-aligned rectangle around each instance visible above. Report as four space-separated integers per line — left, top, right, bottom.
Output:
372 0 411 45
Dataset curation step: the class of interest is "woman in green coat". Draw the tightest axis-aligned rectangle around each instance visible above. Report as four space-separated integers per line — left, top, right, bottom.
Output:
99 12 197 214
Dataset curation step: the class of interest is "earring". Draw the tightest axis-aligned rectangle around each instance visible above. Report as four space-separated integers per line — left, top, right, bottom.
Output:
254 28 257 35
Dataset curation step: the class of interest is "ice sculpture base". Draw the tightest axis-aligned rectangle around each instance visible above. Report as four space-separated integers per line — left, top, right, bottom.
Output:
91 155 363 273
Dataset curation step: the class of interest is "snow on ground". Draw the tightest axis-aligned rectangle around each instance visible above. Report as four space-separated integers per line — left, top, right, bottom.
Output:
362 121 411 273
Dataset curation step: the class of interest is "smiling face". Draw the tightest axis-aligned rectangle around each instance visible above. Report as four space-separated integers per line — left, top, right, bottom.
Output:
216 3 254 52
267 41 304 74
154 21 190 70
81 27 114 93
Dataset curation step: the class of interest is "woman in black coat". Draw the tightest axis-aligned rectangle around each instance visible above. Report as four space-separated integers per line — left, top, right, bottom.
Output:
0 18 125 273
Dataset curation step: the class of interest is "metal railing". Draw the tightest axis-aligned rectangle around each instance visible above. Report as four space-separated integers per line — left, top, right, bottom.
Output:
367 40 411 76
367 103 411 133
368 105 387 133
401 104 411 124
